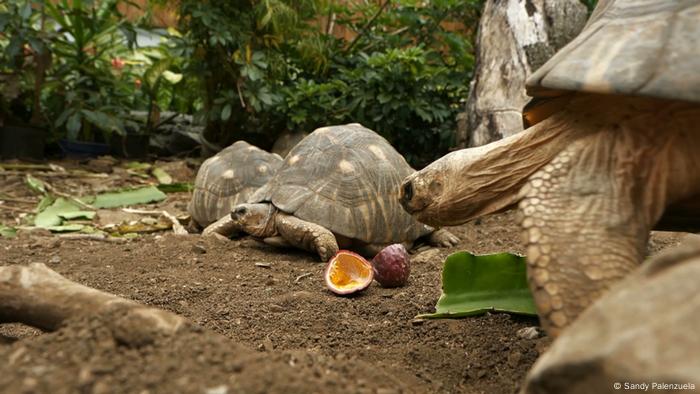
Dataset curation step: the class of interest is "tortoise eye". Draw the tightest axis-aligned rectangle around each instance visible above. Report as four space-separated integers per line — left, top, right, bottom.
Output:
231 206 247 218
401 182 413 202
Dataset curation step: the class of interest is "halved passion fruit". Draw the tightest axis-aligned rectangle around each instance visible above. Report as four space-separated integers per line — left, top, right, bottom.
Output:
324 250 374 295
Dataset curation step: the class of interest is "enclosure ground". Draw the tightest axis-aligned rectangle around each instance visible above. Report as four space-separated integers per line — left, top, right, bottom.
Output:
0 161 685 394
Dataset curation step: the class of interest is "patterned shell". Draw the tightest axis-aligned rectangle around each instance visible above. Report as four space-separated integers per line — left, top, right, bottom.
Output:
526 0 700 103
249 124 433 243
189 141 283 226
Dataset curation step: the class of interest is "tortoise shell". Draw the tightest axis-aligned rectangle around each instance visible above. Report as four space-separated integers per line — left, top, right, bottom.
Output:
189 141 283 226
249 124 433 243
526 0 700 103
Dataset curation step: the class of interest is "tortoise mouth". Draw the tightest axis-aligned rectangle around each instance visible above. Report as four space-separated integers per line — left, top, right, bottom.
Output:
399 178 433 218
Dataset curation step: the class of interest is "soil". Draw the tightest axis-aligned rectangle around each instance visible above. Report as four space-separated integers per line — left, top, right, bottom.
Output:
0 159 687 394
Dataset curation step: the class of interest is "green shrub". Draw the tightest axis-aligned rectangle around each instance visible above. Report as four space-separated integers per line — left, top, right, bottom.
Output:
175 0 482 167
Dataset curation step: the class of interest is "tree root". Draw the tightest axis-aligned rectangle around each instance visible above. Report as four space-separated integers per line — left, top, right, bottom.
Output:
0 263 187 347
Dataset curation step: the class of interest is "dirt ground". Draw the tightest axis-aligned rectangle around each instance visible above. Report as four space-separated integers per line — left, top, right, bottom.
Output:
0 159 686 394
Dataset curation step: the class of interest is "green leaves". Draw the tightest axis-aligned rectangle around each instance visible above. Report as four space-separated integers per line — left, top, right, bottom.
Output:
90 186 167 209
417 251 537 319
33 186 167 229
0 225 17 238
35 198 83 228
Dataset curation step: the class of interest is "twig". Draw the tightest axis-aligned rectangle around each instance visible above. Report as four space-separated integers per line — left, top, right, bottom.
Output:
57 233 127 243
0 196 38 204
344 0 392 54
325 2 336 35
153 112 179 130
0 163 65 172
121 208 188 235
235 80 246 108
294 272 313 283
161 210 188 235
42 181 96 211
0 205 33 213
0 170 108 178
122 208 162 215
255 262 271 268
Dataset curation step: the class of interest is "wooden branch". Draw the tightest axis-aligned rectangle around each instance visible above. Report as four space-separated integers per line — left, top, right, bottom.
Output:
0 264 186 347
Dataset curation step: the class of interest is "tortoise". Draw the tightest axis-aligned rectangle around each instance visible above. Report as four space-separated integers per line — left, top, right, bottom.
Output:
399 0 700 336
188 141 283 235
216 123 459 261
271 130 309 158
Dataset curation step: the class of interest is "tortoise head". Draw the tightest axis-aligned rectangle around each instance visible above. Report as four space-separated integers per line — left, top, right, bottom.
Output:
400 136 536 227
230 203 276 237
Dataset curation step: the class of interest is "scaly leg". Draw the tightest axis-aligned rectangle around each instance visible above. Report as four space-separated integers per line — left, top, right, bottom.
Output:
427 228 460 247
202 214 241 238
520 96 700 336
275 213 339 261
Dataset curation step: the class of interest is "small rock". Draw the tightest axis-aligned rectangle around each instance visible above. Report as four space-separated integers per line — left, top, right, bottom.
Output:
516 326 541 339
264 338 274 351
49 255 61 264
411 318 426 326
507 350 522 367
412 248 440 264
259 338 274 352
205 385 228 394
191 244 207 254
269 304 286 313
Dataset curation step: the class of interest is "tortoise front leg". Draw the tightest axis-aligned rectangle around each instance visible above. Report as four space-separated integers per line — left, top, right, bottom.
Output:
427 228 460 247
519 137 648 337
520 98 700 336
275 213 339 261
202 214 241 239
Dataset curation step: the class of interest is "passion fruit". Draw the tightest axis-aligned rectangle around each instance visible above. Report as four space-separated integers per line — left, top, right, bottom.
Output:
324 250 374 295
371 244 410 287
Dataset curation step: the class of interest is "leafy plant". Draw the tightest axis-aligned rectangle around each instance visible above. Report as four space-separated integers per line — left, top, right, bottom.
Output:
278 1 482 166
44 0 139 142
417 251 537 319
0 0 52 126
173 0 482 166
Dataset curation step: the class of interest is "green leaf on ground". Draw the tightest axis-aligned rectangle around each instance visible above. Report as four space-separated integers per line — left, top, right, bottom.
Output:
58 211 96 220
34 198 83 228
123 162 152 171
416 251 537 319
157 182 193 193
36 195 55 212
25 174 47 195
152 167 173 184
46 224 86 232
91 186 167 209
0 225 17 238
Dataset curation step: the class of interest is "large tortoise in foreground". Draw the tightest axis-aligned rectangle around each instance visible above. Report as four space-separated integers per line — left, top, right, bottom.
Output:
189 141 282 232
400 0 700 336
215 123 458 261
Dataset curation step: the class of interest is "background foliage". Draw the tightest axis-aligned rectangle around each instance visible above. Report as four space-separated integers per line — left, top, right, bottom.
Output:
2 0 595 165
173 0 483 167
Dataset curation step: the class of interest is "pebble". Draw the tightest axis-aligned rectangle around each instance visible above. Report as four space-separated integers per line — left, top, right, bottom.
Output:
516 326 542 339
49 255 61 264
191 244 207 254
412 248 440 264
205 385 228 394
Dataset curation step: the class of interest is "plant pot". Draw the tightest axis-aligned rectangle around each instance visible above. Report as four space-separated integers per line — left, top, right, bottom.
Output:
0 125 46 160
110 133 150 158
58 139 111 158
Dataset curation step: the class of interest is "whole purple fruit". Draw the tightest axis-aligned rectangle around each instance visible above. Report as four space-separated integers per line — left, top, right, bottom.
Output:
371 244 410 287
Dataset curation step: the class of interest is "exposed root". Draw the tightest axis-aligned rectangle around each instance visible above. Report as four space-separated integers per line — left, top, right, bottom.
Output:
0 263 187 347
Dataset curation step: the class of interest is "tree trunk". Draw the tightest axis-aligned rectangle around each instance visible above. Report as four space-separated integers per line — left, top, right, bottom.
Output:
456 0 588 148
